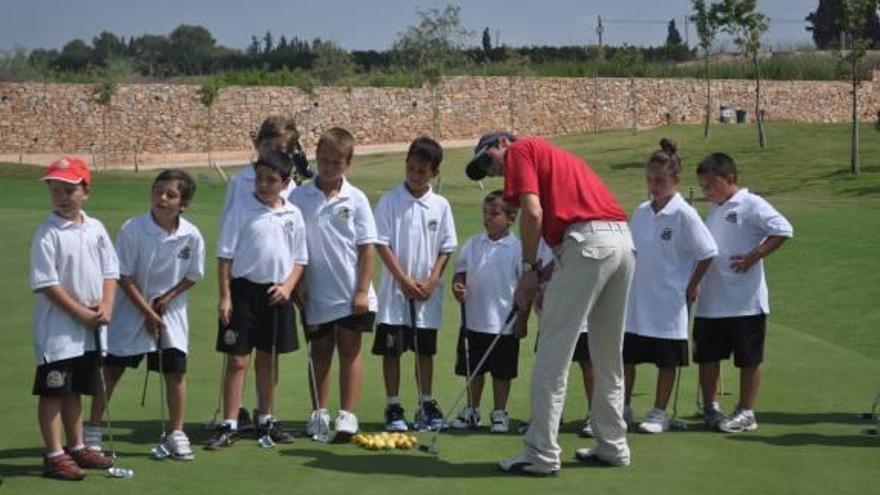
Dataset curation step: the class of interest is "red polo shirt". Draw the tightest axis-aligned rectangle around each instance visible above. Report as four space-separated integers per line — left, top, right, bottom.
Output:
502 137 627 247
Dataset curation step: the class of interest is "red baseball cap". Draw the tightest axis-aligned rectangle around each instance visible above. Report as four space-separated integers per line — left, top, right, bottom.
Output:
42 157 91 186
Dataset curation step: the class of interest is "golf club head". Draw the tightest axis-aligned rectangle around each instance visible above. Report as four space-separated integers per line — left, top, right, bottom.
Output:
860 412 876 420
203 420 219 431
258 434 276 449
864 427 879 435
106 467 134 479
669 418 688 431
328 431 350 444
150 443 170 459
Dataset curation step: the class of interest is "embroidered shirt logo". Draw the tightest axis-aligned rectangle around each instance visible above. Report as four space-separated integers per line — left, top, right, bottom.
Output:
660 227 673 241
96 236 106 250
283 219 295 233
178 246 191 260
427 219 439 231
724 211 738 223
336 206 351 222
45 370 65 388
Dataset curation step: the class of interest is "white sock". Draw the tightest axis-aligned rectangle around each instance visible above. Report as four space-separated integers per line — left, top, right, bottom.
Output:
223 419 238 431
47 450 64 458
68 444 85 451
387 396 401 406
420 395 434 404
258 414 273 426
740 409 754 416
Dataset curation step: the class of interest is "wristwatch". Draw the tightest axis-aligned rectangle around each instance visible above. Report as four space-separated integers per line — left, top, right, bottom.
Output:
521 260 537 272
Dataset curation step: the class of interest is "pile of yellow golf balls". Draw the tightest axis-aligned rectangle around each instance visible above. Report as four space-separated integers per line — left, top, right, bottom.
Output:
352 432 418 450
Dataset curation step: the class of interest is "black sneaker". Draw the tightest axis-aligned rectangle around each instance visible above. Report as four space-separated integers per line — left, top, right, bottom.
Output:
415 400 446 431
384 404 408 432
257 419 295 444
204 424 239 450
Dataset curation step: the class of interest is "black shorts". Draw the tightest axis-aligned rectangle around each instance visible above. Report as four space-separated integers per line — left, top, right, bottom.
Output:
33 352 100 397
454 329 520 380
216 278 300 355
572 333 591 363
105 348 188 374
693 314 766 368
304 312 376 342
371 324 437 357
622 333 689 368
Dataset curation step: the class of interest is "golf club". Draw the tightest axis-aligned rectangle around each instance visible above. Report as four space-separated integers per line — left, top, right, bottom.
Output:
258 306 279 449
150 333 170 459
92 325 133 479
302 310 330 443
861 389 880 435
461 302 476 430
410 298 438 432
668 365 687 431
420 305 518 455
139 358 150 407
203 353 228 430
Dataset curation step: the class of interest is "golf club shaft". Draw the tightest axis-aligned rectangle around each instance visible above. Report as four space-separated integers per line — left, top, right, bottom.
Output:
460 303 472 408
92 326 117 459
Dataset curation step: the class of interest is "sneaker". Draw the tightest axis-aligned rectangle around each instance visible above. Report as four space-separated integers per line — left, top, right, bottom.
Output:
238 407 254 432
638 408 669 434
718 409 758 433
623 405 635 426
415 400 445 431
574 447 630 467
43 453 85 481
306 409 331 437
257 418 295 444
163 431 194 461
204 424 238 450
490 410 510 433
83 424 103 452
579 416 594 438
334 410 359 435
702 403 726 430
67 447 114 469
384 404 408 432
498 454 559 477
449 406 480 430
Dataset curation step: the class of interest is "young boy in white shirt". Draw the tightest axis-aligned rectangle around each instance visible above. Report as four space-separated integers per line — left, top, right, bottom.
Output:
371 137 457 432
30 157 119 480
694 152 793 433
289 128 377 439
623 140 718 434
89 169 205 460
449 190 528 433
207 149 308 449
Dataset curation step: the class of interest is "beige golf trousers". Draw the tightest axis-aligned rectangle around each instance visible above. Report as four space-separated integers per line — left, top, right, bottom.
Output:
523 221 635 469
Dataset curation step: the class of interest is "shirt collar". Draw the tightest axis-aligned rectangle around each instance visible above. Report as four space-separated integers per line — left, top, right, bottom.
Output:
49 210 90 229
145 212 194 238
310 176 353 201
246 192 292 213
722 188 748 207
397 182 433 207
480 231 516 246
654 193 685 217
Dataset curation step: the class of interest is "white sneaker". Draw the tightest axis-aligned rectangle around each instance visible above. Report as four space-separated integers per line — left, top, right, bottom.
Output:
623 405 635 426
718 409 758 433
578 416 594 438
306 409 331 437
489 410 509 433
574 447 630 467
498 454 559 476
334 410 359 435
164 431 194 461
449 406 480 429
84 424 103 452
638 408 669 434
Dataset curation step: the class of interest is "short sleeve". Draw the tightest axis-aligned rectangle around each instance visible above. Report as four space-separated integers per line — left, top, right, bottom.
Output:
354 193 378 245
97 224 120 280
186 229 206 282
454 237 473 274
30 228 59 291
115 220 137 277
503 143 539 206
682 209 718 261
438 200 458 254
292 209 309 266
374 195 392 246
216 207 240 259
752 196 793 238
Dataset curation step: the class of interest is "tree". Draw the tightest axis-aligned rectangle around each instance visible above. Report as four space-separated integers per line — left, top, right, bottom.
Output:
713 0 770 148
55 39 93 72
263 31 274 54
666 19 684 46
392 4 472 70
168 24 216 75
130 34 171 77
690 0 721 138
836 0 879 175
807 0 880 49
248 35 262 56
482 27 492 52
311 39 355 85
92 31 126 67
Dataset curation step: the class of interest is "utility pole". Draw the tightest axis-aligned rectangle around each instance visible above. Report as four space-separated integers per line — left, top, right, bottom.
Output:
684 14 690 47
495 29 501 48
597 15 604 52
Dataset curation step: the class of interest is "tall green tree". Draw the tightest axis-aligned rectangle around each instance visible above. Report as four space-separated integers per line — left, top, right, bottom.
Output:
55 39 93 72
690 0 721 138
713 0 770 148
311 39 355 85
482 27 492 52
168 24 216 75
807 0 880 49
666 19 684 46
392 4 472 70
130 34 171 77
836 0 879 175
92 31 126 67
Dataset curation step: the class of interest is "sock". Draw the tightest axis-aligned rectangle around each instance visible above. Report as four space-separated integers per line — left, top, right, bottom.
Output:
420 395 434 404
171 429 185 436
46 450 64 458
740 409 754 416
68 444 85 452
223 419 238 431
258 414 273 426
387 396 401 406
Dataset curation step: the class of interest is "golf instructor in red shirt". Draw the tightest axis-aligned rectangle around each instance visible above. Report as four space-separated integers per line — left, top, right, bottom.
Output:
466 132 635 475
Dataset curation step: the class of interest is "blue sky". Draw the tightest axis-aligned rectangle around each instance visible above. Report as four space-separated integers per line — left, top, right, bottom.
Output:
1 0 819 53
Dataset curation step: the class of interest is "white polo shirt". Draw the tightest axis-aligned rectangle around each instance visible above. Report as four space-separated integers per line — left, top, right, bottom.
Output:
375 183 457 329
289 178 378 325
217 193 308 284
108 213 205 356
626 193 718 339
695 189 793 318
220 164 297 224
30 211 120 364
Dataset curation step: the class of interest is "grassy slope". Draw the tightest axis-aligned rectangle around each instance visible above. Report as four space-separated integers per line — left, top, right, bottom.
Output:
0 123 877 494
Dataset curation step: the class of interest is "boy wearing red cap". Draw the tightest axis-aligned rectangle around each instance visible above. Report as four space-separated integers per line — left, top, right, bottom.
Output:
30 157 119 480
